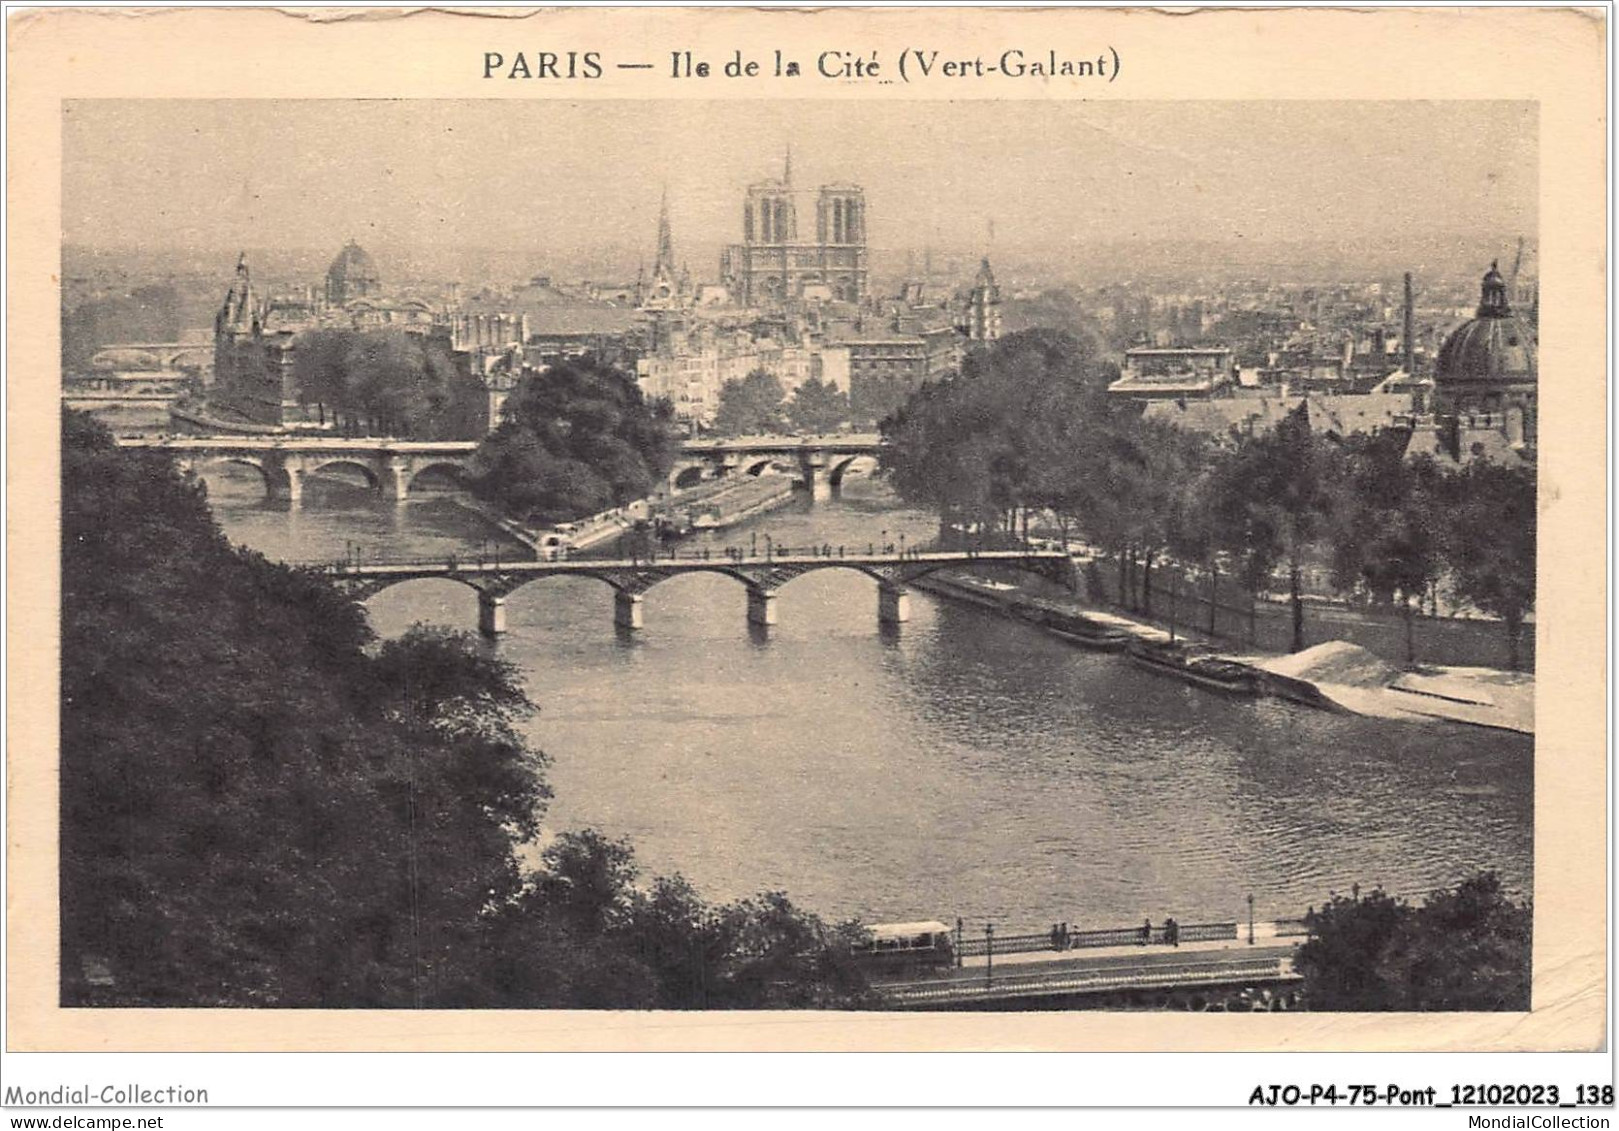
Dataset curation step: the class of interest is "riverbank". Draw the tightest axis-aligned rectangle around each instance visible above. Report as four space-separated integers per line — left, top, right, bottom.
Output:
453 495 642 559
916 568 1534 735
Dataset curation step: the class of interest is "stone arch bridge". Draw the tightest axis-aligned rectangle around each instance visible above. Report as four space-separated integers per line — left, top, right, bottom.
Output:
322 548 1074 636
669 434 885 500
117 434 887 505
116 436 478 504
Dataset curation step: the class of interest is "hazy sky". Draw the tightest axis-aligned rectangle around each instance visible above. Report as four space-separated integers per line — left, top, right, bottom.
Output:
63 100 1536 257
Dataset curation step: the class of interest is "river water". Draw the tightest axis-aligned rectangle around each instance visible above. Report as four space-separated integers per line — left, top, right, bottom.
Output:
202 466 1533 930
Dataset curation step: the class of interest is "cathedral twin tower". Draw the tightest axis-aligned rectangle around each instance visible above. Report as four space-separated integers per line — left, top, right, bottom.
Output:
717 151 870 308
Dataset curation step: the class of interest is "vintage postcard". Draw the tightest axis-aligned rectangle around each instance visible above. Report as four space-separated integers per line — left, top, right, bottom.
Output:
4 3 1608 1084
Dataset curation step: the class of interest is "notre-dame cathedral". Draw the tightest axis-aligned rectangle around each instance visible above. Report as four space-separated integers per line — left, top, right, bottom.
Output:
719 151 869 308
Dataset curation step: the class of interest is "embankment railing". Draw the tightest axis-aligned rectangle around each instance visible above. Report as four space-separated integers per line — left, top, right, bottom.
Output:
956 921 1238 958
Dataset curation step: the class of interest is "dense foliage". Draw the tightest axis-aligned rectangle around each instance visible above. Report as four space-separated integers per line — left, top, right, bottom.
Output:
880 330 1537 666
468 357 679 525
62 411 543 1006
784 376 851 435
293 328 485 439
711 369 789 436
1442 461 1538 671
1294 874 1531 1011
60 411 869 1008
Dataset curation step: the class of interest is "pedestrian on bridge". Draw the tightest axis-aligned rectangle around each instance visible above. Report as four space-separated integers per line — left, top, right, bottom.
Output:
1140 918 1152 945
1166 917 1180 947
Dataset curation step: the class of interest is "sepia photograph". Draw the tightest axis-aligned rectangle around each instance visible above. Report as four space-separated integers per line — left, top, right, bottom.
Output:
5 9 1610 1113
56 96 1541 1016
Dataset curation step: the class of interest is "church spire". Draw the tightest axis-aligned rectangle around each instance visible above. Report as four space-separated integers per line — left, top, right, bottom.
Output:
654 184 675 277
783 143 793 186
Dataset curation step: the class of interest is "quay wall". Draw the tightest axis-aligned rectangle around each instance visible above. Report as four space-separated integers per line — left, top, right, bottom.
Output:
1074 557 1532 672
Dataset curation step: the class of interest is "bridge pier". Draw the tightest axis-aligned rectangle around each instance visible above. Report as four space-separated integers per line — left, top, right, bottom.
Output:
798 453 832 502
746 587 778 627
478 593 507 637
613 591 645 631
269 465 304 506
878 582 911 625
380 458 409 504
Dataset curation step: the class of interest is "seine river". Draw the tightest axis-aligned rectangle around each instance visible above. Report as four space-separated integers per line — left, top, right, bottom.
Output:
203 467 1533 931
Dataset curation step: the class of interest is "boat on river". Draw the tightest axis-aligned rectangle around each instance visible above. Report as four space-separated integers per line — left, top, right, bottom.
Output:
1013 596 1133 652
1128 638 1261 695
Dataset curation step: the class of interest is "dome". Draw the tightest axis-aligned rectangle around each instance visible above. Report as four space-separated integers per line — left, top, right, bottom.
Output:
327 239 379 287
1435 261 1536 388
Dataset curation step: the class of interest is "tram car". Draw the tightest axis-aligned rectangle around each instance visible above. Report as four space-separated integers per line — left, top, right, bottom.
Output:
851 920 956 972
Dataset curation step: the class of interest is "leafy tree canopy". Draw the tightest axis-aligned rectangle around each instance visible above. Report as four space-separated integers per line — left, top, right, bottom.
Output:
469 357 678 524
785 377 850 435
1293 873 1530 1011
879 328 1122 535
712 368 788 436
61 411 547 1007
294 328 480 439
1442 461 1537 669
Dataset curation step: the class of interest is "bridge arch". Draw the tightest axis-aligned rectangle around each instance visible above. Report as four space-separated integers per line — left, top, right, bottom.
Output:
189 455 275 497
741 458 782 477
304 458 382 491
769 562 893 591
348 574 489 603
406 461 468 494
499 570 639 599
827 454 880 489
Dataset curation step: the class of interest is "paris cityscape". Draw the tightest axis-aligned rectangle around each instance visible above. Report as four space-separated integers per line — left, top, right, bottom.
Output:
61 99 1535 1012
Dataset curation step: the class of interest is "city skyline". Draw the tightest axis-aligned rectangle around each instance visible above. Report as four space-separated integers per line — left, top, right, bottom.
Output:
64 100 1537 270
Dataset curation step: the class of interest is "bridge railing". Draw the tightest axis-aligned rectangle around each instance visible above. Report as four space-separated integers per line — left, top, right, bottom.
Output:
956 921 1239 958
310 543 1065 572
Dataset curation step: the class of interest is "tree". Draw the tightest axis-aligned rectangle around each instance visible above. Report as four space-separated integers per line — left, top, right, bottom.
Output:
1375 873 1531 1011
60 411 548 1007
1165 443 1226 638
1329 437 1445 665
464 831 875 1011
785 377 850 434
1443 461 1537 670
1219 405 1341 652
1293 888 1411 1011
712 369 788 436
880 328 1113 544
469 357 678 524
293 329 478 438
292 328 356 426
1294 874 1530 1011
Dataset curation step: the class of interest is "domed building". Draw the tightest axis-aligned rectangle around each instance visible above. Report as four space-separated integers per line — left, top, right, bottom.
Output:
325 239 382 306
1434 261 1536 451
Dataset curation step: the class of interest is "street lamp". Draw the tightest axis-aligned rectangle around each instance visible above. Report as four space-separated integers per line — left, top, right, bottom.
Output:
764 534 774 560
985 923 995 986
1248 894 1255 945
899 531 907 558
